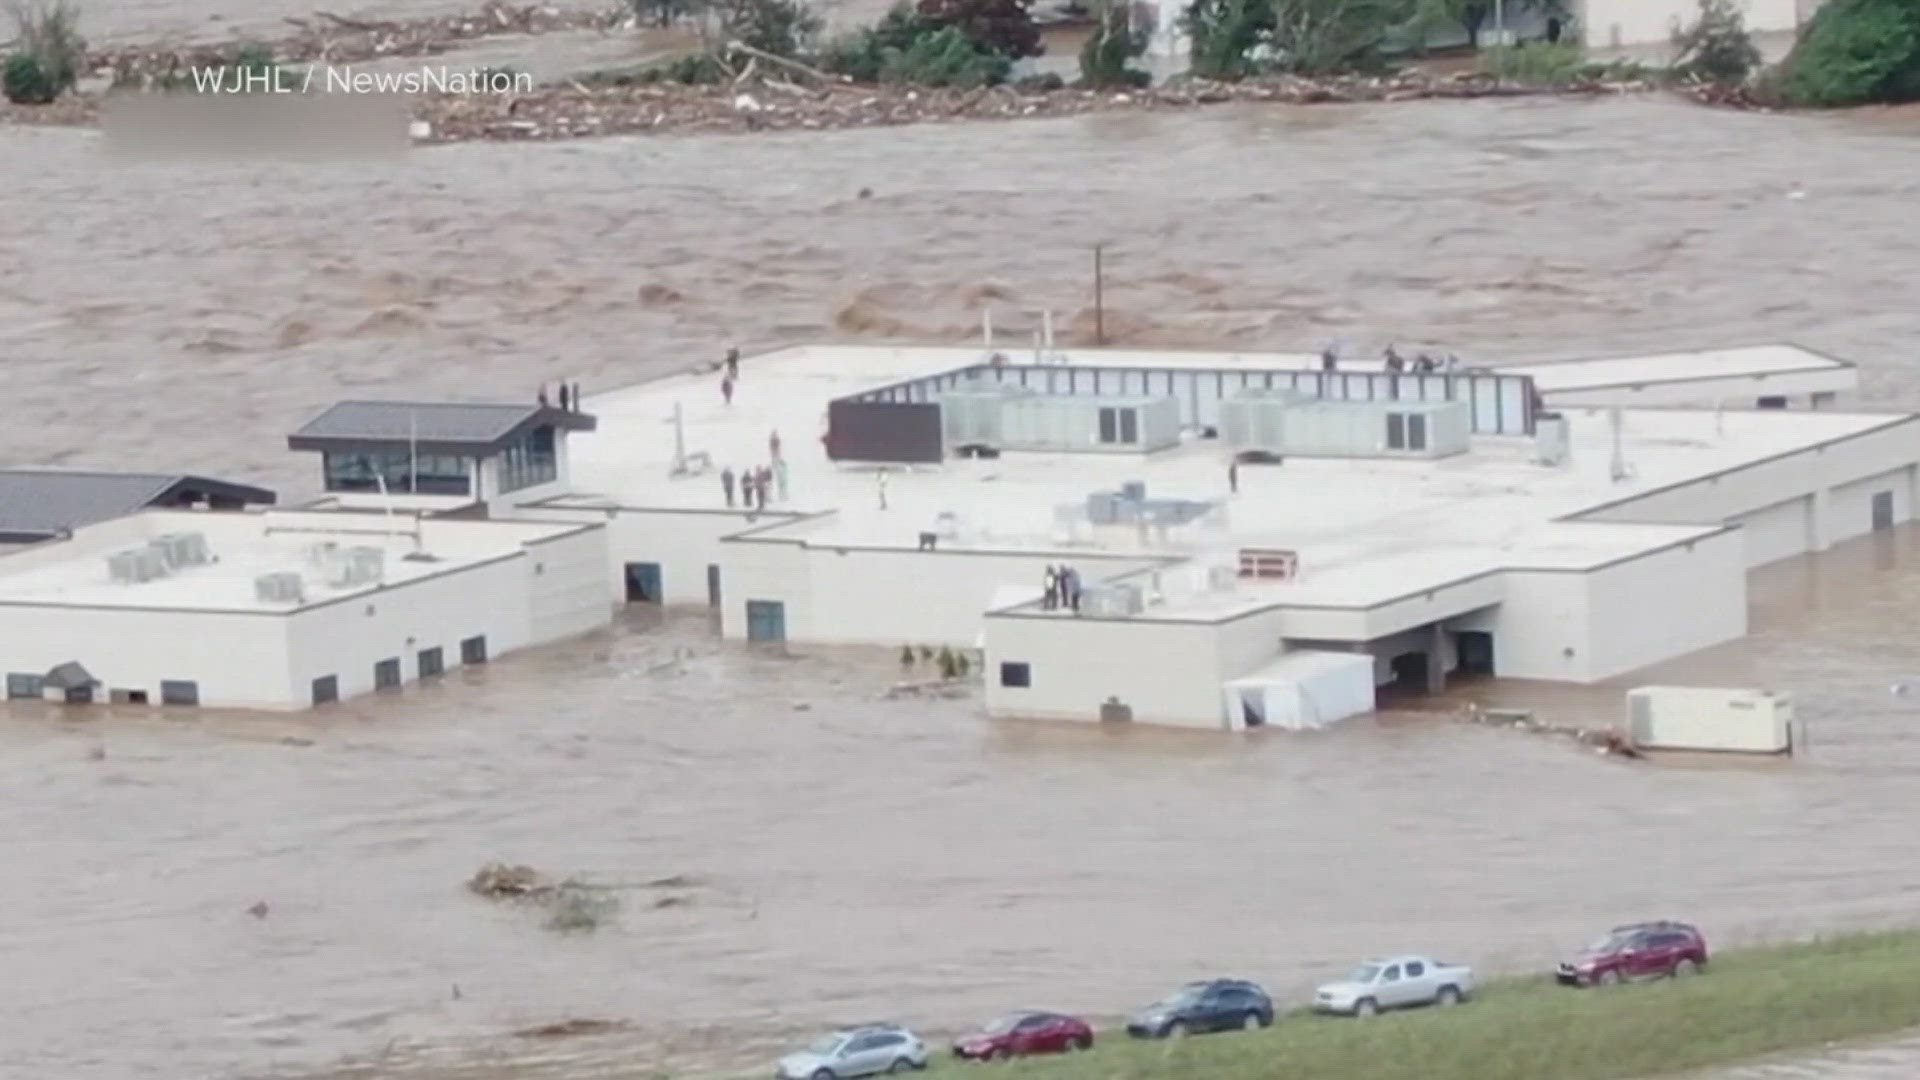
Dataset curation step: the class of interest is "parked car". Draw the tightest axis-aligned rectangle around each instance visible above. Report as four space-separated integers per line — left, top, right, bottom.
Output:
1313 955 1475 1017
1556 921 1709 987
1125 979 1274 1039
951 1011 1094 1060
775 1024 928 1080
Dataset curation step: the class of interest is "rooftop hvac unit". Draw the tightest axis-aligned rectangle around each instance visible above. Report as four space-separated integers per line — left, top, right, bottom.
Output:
305 542 341 569
1082 582 1143 618
327 545 386 588
1086 491 1123 525
108 545 171 583
1534 412 1571 467
150 532 211 570
254 571 305 605
1120 480 1146 502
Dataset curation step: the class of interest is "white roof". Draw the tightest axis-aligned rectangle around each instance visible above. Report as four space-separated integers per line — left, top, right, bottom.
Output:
558 344 1906 616
0 508 589 613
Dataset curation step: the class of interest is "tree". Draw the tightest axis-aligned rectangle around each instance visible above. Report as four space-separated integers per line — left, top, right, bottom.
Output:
1270 0 1416 74
629 0 703 27
1772 0 1920 107
1080 0 1149 86
715 0 823 56
1671 0 1762 84
1416 0 1491 48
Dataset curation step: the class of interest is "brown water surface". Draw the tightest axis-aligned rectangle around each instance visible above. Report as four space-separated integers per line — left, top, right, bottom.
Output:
6 92 1920 1080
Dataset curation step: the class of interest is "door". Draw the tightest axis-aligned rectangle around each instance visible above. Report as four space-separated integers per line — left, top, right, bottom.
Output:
1377 964 1404 1007
1621 933 1660 979
1454 631 1494 676
745 600 786 643
844 1032 893 1075
1873 490 1895 532
1397 960 1428 1006
707 563 722 608
624 562 662 603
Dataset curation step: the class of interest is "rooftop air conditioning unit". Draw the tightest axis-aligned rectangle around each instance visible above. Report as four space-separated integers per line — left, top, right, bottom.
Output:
254 572 305 605
327 545 386 588
150 532 211 570
112 545 170 582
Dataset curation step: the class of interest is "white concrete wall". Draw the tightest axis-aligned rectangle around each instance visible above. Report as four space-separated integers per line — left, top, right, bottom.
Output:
0 605 292 709
1454 570 1593 682
984 613 1228 728
284 550 533 705
1828 466 1913 547
1582 530 1748 682
1580 0 1801 48
718 535 812 640
523 524 613 644
1729 496 1812 567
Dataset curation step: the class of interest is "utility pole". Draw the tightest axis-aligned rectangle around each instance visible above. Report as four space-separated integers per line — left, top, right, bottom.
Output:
1493 0 1506 46
1093 243 1106 346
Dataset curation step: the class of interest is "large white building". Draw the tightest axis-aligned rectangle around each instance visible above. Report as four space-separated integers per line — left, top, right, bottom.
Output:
0 507 609 709
489 340 1916 730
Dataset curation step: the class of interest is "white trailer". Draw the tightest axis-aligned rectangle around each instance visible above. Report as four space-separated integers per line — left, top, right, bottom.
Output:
1625 686 1795 755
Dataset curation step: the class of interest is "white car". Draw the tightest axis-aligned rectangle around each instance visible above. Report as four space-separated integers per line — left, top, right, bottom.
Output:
1313 955 1475 1017
775 1024 929 1080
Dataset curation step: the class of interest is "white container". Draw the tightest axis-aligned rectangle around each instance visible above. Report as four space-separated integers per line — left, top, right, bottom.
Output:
1626 685 1795 754
1223 650 1376 731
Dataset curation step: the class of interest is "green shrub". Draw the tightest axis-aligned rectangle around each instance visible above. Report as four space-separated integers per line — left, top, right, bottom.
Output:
3 0 84 103
819 5 932 81
1480 41 1584 85
1773 0 1920 107
1182 0 1274 79
3 50 58 102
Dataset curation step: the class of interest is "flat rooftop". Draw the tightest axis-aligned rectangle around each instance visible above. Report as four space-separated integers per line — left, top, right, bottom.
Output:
559 345 1907 615
0 509 587 613
1504 344 1853 393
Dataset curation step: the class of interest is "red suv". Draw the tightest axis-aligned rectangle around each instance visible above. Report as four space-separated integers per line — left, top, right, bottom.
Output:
1557 921 1709 986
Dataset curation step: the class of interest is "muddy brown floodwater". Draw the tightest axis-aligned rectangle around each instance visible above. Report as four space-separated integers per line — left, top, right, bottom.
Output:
6 92 1920 1080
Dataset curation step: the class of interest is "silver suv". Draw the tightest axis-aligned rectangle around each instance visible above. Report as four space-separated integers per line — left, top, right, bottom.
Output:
775 1023 929 1080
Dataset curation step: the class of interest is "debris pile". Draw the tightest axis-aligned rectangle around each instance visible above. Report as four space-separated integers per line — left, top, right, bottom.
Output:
468 861 550 898
515 1018 629 1039
1454 704 1643 759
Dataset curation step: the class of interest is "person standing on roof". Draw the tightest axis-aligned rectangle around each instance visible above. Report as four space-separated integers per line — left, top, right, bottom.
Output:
721 466 736 508
725 347 740 381
1228 459 1239 495
769 429 782 461
877 471 889 510
721 375 735 405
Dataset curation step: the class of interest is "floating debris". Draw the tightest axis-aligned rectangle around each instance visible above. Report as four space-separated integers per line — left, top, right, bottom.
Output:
1454 703 1641 759
514 1018 629 1039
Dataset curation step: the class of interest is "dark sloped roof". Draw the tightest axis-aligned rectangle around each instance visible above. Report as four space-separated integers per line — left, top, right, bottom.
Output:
43 661 99 689
0 470 277 543
286 400 596 456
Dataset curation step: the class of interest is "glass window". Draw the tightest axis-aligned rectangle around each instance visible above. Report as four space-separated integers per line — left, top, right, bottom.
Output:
1097 407 1119 444
999 662 1031 688
1382 965 1401 981
1119 408 1139 443
324 450 470 495
498 426 558 493
1406 961 1425 977
7 673 43 699
1386 414 1407 450
1408 414 1428 451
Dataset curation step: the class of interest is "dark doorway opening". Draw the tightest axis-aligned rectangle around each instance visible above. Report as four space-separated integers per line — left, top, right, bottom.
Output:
1873 490 1895 532
1386 651 1431 695
1453 631 1495 677
625 561 662 603
1099 696 1133 723
707 564 722 608
312 675 339 705
1239 689 1267 728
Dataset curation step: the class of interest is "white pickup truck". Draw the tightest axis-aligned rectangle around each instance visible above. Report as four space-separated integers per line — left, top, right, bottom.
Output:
1313 955 1475 1017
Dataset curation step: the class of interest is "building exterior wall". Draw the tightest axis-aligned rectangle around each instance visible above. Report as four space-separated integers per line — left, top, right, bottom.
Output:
0 605 292 709
1580 530 1748 681
1827 466 1914 547
1729 496 1812 567
283 551 533 705
1453 570 1593 682
984 613 1227 728
523 524 613 643
718 535 813 640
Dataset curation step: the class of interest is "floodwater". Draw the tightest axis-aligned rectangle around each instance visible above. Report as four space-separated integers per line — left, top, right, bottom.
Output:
7 82 1920 1080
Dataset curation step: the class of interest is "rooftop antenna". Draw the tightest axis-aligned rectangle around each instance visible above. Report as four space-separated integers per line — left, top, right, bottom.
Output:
982 307 993 352
672 400 687 473
1609 406 1631 482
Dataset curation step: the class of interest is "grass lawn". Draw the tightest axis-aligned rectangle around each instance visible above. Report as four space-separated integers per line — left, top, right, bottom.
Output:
945 930 1920 1080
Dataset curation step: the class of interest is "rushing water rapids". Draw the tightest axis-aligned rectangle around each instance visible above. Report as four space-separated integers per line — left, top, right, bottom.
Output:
5 86 1920 1080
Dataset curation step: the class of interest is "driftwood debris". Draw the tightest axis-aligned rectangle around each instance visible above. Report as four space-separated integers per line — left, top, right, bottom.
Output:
1455 703 1642 759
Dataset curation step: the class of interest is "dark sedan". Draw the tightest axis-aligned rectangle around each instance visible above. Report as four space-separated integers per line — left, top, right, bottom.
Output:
1125 979 1274 1039
951 1012 1093 1060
